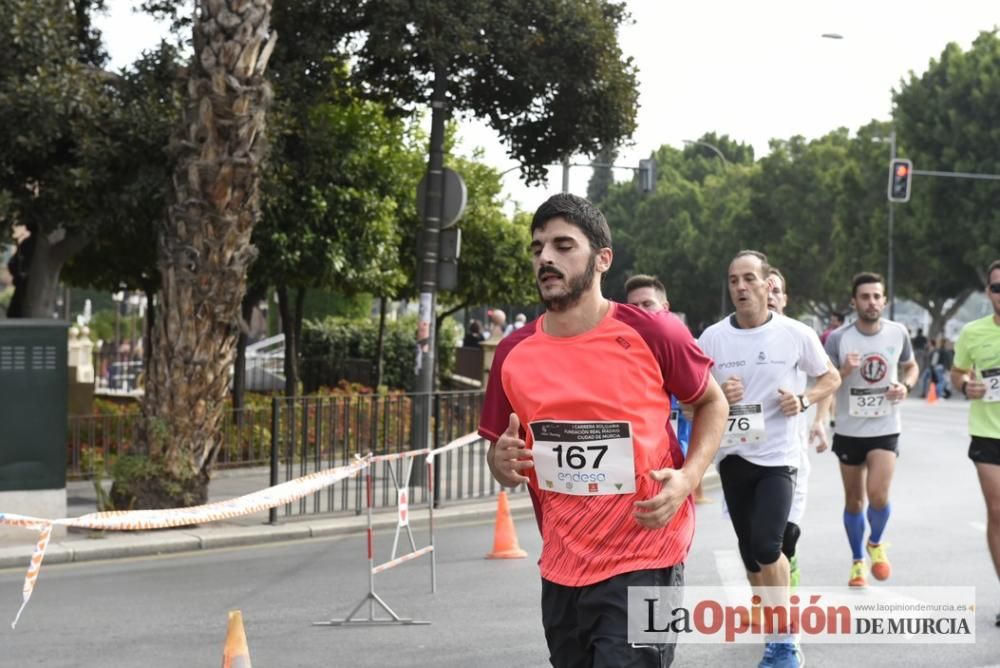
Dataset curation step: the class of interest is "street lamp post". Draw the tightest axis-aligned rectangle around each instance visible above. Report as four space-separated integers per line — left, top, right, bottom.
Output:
873 129 898 319
682 140 731 317
887 130 897 320
683 139 729 167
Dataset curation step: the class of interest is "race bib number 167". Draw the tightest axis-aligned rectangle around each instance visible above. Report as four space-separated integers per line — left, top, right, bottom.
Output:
529 420 636 496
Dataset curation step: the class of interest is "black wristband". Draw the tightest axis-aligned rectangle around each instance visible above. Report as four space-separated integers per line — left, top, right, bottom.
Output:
961 380 969 397
903 382 912 393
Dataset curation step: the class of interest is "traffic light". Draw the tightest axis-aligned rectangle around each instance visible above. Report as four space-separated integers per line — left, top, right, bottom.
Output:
887 158 913 203
638 158 657 193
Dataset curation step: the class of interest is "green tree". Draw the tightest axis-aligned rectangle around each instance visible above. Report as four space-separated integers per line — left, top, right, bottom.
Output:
599 143 754 327
350 0 639 183
60 43 184 366
893 31 1000 335
749 132 867 314
0 0 115 317
587 144 618 206
256 84 424 396
679 132 754 183
431 150 536 325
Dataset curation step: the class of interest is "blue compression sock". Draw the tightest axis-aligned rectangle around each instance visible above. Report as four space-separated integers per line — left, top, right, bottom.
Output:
844 509 865 561
867 504 891 545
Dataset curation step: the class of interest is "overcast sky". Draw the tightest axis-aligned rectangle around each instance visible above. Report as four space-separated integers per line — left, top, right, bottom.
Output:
96 1 998 211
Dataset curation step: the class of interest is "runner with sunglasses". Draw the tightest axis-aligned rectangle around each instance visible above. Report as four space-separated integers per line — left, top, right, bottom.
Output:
951 259 1000 627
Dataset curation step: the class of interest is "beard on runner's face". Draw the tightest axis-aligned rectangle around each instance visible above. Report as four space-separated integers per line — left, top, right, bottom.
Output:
857 303 882 322
537 253 597 312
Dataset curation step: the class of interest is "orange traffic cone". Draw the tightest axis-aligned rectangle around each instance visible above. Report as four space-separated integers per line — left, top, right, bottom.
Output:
486 491 527 559
927 382 938 404
222 610 252 668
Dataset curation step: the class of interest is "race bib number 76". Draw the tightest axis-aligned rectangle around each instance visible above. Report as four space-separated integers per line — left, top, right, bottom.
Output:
721 403 765 448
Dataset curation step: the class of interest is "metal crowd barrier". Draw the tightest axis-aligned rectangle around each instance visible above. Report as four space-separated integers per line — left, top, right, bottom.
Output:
313 431 510 628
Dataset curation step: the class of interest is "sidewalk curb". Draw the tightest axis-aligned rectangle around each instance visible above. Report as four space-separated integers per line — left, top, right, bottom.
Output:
0 496 538 570
0 470 720 571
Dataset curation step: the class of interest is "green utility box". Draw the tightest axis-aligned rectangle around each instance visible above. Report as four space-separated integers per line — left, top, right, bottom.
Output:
0 320 68 492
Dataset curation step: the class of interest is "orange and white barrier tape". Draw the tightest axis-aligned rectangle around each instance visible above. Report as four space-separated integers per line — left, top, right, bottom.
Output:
427 432 482 458
0 455 370 628
370 448 430 464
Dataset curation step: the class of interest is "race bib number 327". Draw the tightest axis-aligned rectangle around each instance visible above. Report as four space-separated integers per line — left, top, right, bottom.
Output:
849 386 890 418
529 421 636 496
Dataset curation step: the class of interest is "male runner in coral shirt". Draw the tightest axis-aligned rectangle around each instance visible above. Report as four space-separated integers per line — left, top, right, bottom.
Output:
480 194 728 667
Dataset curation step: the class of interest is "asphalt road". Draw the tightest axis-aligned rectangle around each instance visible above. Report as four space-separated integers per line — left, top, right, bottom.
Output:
1 397 998 667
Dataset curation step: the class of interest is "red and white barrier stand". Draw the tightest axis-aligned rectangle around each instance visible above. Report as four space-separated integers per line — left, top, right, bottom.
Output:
426 431 482 593
315 449 433 627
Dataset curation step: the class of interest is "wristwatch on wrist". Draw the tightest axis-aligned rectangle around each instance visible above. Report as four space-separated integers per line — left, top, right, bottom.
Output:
798 394 811 411
961 380 969 397
903 382 913 393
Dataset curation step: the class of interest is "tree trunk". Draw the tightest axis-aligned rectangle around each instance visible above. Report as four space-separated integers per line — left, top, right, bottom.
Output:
231 295 251 414
127 0 275 510
276 285 300 398
374 296 387 389
918 288 975 340
231 283 265 414
142 286 156 384
434 301 467 386
294 286 305 361
8 225 87 319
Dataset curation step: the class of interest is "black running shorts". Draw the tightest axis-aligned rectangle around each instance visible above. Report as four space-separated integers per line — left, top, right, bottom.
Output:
969 435 1000 466
541 565 683 668
831 433 899 466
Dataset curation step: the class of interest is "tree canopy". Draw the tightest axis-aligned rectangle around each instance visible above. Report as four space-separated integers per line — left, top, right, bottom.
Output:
0 0 116 315
346 0 639 183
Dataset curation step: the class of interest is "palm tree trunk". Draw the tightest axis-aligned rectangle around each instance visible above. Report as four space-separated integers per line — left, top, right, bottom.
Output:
129 0 276 509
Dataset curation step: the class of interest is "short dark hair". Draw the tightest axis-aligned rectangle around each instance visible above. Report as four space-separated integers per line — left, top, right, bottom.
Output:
851 271 885 297
624 274 667 300
987 259 1000 280
730 249 770 279
830 312 845 324
768 267 786 292
531 193 612 252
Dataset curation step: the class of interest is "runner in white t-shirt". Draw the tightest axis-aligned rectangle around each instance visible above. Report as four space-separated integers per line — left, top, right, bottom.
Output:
698 250 840 668
766 268 829 592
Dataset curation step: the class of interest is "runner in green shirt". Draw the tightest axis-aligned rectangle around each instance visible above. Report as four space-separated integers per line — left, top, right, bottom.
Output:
951 258 1000 627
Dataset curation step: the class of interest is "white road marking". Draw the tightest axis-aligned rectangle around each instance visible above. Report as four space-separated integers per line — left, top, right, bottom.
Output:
970 521 987 533
713 548 748 587
712 548 753 607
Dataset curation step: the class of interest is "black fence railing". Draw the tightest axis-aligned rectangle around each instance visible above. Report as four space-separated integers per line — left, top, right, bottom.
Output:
268 390 516 520
67 406 274 480
66 390 501 518
88 350 380 394
299 355 377 393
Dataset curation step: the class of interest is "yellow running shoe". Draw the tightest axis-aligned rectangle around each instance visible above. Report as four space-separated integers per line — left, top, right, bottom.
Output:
867 542 892 581
848 560 867 588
